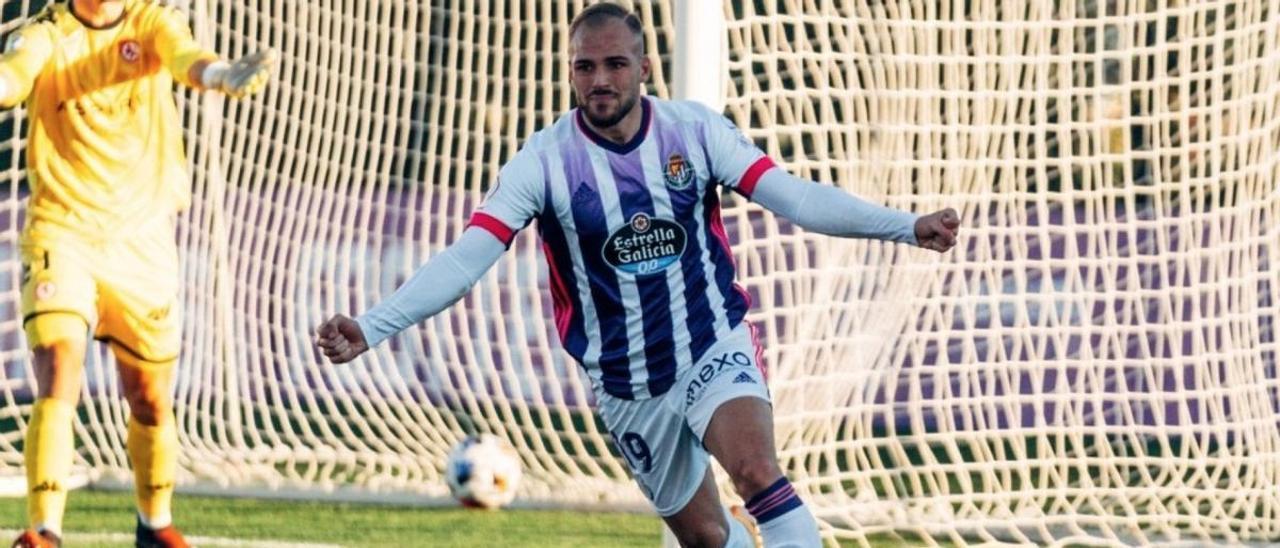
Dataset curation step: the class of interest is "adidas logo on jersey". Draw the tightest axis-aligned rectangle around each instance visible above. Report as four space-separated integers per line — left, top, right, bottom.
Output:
733 372 755 384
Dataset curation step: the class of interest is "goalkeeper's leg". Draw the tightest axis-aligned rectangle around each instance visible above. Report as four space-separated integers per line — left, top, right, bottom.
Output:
100 218 188 548
22 313 89 543
112 345 183 538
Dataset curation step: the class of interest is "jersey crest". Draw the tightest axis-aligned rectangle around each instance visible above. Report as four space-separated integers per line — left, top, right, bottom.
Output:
663 153 693 190
119 39 141 62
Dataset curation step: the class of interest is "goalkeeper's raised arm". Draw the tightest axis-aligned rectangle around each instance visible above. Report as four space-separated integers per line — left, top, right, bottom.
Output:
0 4 277 107
149 4 276 98
187 49 277 98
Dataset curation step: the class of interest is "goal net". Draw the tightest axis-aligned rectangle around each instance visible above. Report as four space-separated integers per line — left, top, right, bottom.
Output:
0 0 1276 546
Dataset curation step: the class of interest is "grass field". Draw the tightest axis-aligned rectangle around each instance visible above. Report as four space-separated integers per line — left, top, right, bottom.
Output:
1 489 663 547
0 488 943 547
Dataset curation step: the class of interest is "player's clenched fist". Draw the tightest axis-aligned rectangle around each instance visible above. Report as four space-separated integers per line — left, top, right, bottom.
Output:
914 207 961 253
316 314 369 364
201 49 278 98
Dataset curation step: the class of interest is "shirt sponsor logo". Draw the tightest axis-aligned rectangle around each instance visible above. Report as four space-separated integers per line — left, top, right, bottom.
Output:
663 153 694 190
58 95 142 116
602 213 686 275
119 39 141 62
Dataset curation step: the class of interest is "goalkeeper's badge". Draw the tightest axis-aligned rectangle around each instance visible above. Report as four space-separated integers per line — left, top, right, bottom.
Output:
663 153 694 190
119 40 141 63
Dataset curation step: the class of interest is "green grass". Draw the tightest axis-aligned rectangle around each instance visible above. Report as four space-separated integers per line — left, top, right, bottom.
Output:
0 488 935 547
1 489 663 547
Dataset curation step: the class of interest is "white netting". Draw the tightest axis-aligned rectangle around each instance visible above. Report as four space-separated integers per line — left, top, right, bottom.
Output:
0 1 1275 546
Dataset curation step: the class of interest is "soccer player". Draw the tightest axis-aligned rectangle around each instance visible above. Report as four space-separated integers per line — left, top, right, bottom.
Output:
0 1 275 547
316 3 958 547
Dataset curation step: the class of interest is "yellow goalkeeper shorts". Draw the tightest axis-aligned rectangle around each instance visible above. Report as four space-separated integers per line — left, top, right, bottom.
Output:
21 219 182 363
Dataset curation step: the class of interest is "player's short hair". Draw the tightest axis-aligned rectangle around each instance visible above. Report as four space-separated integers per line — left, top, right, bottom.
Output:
569 2 644 55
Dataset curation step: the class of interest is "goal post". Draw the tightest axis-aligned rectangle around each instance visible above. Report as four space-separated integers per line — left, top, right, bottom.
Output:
672 0 726 112
0 1 1276 546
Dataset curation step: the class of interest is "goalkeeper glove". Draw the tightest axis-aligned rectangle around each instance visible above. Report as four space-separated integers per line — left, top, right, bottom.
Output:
201 49 277 98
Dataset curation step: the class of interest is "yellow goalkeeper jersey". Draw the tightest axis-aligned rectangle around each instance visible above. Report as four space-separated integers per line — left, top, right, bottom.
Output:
0 0 217 239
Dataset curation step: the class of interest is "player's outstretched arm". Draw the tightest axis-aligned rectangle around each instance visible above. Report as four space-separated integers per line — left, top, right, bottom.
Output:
192 50 278 98
314 226 507 364
750 167 960 252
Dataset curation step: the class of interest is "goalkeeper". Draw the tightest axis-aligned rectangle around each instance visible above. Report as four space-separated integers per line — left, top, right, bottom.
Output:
1 1 274 547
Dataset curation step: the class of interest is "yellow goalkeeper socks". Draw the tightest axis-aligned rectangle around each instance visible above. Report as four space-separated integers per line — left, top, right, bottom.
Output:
127 416 177 529
25 398 76 535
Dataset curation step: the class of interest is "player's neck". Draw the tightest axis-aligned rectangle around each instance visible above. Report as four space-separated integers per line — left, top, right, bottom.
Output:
70 0 126 29
583 99 646 146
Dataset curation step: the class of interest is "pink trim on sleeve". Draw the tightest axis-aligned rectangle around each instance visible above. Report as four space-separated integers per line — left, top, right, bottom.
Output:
467 212 517 247
736 156 777 198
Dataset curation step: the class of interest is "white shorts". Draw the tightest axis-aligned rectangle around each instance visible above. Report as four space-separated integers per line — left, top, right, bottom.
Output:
594 321 771 516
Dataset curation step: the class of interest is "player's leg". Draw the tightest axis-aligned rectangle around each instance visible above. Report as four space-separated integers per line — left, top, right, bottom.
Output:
686 323 822 547
20 315 88 548
595 387 751 548
703 397 820 547
112 347 187 548
97 222 187 548
17 241 97 546
658 467 756 548
111 347 179 526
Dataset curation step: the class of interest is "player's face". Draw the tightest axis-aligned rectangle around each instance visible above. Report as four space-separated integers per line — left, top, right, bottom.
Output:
570 20 650 129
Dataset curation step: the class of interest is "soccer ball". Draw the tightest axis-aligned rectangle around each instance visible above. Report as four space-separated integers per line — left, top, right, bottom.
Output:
445 434 522 509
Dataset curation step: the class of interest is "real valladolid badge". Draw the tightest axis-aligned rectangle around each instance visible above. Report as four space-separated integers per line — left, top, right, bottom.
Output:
664 153 693 190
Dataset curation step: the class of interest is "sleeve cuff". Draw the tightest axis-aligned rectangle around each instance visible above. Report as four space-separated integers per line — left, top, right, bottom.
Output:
173 50 219 88
353 316 383 349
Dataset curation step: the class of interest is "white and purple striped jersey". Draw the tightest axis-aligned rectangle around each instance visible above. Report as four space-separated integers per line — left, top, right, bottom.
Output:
469 97 775 400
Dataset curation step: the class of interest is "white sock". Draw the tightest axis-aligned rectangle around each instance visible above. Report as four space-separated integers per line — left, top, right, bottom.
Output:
723 506 752 548
34 524 61 537
138 510 172 530
746 477 821 548
757 503 820 548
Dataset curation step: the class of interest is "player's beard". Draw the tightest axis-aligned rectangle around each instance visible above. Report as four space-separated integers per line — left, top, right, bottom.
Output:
581 89 638 130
